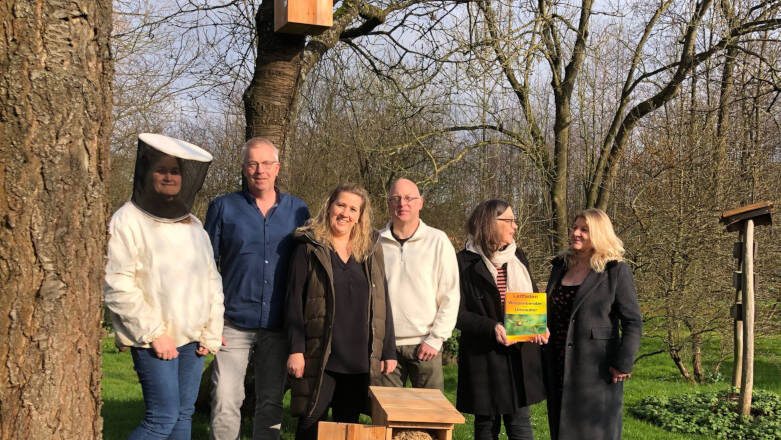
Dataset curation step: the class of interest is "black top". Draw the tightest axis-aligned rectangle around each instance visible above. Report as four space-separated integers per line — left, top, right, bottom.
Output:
287 244 396 374
390 228 410 246
549 282 579 394
327 250 370 373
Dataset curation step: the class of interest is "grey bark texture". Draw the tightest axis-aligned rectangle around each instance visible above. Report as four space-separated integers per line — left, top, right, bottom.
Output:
0 1 113 438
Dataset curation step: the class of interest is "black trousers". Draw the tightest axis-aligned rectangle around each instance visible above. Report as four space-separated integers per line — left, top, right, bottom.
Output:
295 371 369 440
474 406 534 440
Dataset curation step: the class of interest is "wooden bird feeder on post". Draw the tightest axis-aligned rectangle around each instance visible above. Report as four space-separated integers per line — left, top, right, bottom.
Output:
275 0 333 34
317 387 465 440
719 201 773 416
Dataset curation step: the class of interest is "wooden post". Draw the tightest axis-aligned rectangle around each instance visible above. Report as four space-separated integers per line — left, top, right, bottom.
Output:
720 202 772 416
739 219 755 415
731 234 743 390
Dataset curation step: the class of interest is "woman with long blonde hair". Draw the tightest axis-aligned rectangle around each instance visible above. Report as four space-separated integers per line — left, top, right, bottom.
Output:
285 183 397 440
544 208 642 440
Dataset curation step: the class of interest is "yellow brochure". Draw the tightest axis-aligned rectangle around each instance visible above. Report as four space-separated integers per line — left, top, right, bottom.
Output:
504 292 547 342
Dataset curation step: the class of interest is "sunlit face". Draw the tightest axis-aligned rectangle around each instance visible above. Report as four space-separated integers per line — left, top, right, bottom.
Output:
329 191 363 239
388 179 423 226
243 143 280 195
495 206 518 247
151 155 182 198
570 216 593 254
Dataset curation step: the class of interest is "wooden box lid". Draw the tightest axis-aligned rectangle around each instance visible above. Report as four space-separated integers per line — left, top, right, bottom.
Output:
369 386 465 426
720 201 773 232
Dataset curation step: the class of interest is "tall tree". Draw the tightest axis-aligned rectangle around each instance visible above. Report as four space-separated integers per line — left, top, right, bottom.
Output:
244 0 456 153
0 1 113 438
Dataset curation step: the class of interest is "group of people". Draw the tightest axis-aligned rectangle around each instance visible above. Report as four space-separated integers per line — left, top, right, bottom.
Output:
104 134 642 440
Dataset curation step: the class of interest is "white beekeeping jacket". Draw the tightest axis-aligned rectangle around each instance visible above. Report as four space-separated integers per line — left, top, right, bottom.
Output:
104 201 224 353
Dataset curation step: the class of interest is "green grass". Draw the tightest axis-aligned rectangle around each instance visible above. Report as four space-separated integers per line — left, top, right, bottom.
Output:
102 336 781 439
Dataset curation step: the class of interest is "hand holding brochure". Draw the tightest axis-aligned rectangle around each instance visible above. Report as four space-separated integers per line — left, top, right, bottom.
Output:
504 292 547 342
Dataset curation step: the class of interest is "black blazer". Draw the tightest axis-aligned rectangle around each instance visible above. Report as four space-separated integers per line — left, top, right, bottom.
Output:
455 247 545 415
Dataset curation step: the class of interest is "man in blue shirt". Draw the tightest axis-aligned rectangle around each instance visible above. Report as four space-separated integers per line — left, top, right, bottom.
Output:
205 137 309 440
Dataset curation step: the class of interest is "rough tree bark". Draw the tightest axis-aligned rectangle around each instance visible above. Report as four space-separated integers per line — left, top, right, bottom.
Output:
0 1 112 439
243 0 307 152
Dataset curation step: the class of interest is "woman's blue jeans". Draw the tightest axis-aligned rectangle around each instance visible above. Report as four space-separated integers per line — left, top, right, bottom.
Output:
128 342 205 439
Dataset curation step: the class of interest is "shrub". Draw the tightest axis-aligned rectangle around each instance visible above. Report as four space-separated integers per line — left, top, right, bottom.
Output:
629 389 781 439
442 329 460 366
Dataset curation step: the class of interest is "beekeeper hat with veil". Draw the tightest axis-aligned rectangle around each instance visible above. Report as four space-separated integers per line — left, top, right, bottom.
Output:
131 133 213 221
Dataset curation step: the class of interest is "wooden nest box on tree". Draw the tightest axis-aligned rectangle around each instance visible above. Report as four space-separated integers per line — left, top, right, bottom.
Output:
275 0 333 34
317 387 465 440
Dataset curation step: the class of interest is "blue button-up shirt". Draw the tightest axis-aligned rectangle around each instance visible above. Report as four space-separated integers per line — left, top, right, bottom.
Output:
205 190 310 329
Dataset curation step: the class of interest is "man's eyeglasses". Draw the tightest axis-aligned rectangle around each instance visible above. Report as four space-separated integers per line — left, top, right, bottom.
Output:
245 161 278 171
388 195 421 205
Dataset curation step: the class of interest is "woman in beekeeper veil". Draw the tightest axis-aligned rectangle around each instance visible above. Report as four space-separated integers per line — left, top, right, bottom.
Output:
104 133 224 439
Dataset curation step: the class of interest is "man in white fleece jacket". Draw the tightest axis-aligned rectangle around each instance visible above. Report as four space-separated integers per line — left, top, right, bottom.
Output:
377 178 460 390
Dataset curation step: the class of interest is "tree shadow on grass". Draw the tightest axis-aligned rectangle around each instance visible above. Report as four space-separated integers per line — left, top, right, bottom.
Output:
102 398 145 440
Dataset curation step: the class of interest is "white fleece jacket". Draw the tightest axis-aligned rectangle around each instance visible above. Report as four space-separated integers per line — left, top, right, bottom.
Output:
104 202 224 353
379 220 460 351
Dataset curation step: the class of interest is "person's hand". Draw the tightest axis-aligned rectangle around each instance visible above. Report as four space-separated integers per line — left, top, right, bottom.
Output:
381 359 398 375
196 345 210 356
416 342 439 361
287 353 305 378
150 334 178 360
221 336 226 346
494 323 518 346
609 366 631 383
531 327 550 345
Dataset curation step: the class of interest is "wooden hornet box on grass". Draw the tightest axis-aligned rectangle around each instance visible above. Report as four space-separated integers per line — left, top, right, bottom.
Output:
317 386 465 440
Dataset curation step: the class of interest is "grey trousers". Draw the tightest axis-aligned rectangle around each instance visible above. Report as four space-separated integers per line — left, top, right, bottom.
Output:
376 344 444 391
210 322 288 440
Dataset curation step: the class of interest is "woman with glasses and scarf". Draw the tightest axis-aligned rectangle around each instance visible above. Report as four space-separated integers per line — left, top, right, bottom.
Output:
455 199 546 440
104 134 224 439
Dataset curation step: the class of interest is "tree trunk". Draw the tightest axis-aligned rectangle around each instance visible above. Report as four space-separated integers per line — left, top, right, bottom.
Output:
691 332 704 383
551 97 571 252
732 229 744 389
243 0 306 155
711 44 737 201
669 348 694 383
0 1 112 439
543 0 593 251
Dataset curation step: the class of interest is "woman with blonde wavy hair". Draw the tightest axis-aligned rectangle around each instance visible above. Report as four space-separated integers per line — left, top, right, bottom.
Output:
285 183 397 440
543 208 642 440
